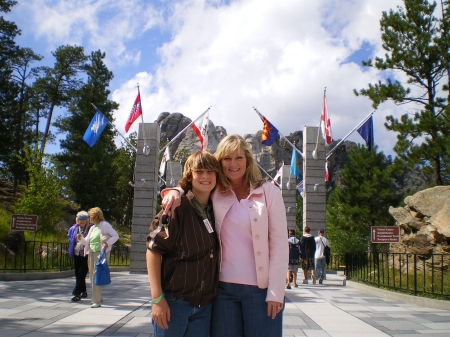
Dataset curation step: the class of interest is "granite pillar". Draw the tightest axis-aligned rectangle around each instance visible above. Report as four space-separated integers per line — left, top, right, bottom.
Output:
130 123 160 274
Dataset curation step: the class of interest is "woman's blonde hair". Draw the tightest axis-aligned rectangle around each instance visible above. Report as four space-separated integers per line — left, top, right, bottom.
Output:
76 210 89 224
88 207 104 222
214 134 265 190
179 151 224 193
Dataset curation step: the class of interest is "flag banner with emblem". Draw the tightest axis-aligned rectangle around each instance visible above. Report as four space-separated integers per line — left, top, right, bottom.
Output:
125 92 143 132
159 146 171 176
290 148 301 179
83 110 108 147
357 115 374 151
255 110 278 146
296 181 304 195
321 91 332 145
191 110 209 150
325 160 329 181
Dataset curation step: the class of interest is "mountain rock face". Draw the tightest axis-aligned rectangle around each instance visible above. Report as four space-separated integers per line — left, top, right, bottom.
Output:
389 186 450 272
156 113 430 195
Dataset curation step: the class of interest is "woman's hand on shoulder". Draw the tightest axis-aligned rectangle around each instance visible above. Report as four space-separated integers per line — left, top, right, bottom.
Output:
267 300 283 319
152 298 170 329
162 190 181 217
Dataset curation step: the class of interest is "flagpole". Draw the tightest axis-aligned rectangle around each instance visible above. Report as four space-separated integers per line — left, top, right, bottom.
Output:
325 110 374 159
90 103 137 152
255 161 280 188
312 87 326 160
253 107 304 159
159 106 211 154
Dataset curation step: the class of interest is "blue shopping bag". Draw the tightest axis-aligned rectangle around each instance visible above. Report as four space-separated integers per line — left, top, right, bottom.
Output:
94 249 111 286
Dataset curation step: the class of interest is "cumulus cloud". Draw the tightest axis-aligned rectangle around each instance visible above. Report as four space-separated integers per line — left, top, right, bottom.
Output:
113 0 406 155
11 0 411 156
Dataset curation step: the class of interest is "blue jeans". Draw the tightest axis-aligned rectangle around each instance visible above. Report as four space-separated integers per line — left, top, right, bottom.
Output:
210 282 283 337
315 257 326 279
152 294 212 337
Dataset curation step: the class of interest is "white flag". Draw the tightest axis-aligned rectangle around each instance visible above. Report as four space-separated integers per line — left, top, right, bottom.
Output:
191 111 209 150
159 147 171 176
272 162 284 185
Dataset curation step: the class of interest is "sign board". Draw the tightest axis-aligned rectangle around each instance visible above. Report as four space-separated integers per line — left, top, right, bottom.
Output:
10 214 38 231
371 226 400 243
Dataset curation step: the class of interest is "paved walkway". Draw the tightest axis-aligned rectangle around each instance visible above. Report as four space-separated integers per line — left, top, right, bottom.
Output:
1 271 450 337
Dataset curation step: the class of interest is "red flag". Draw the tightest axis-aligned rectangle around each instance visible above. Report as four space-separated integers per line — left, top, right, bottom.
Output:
191 110 209 150
321 91 332 145
325 161 329 181
125 92 142 132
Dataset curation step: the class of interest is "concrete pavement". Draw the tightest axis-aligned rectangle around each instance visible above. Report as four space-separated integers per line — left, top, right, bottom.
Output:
1 271 450 337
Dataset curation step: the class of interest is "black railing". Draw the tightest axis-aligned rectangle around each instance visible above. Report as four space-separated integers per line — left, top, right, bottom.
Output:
345 252 450 298
0 241 130 273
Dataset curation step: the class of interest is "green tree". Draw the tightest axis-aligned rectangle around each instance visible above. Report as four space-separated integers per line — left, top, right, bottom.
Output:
354 0 450 186
34 45 87 152
53 50 119 221
13 147 66 234
326 145 401 255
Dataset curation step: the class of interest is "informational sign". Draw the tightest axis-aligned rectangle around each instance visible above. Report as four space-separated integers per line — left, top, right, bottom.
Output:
10 214 38 231
371 226 400 243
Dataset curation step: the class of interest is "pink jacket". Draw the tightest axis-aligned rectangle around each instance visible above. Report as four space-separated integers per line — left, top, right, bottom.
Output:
214 182 288 303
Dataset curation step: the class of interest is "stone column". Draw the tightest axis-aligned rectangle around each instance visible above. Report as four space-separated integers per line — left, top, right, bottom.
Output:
130 123 160 274
281 165 297 232
302 126 326 233
166 162 183 188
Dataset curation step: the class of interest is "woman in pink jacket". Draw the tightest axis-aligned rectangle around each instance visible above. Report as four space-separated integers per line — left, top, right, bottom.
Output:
162 134 288 337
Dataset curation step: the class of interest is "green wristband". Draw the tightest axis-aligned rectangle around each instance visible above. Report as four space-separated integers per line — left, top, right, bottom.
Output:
151 293 164 304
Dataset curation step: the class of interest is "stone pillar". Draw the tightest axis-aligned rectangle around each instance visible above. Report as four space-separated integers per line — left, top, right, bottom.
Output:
130 123 160 274
281 165 297 232
302 126 326 233
166 162 183 188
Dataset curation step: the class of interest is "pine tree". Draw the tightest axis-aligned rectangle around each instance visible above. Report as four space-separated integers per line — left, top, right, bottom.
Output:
354 0 450 185
53 50 119 220
326 145 401 254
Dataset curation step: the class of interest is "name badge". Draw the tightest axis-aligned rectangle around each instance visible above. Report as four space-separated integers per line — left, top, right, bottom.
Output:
203 219 214 233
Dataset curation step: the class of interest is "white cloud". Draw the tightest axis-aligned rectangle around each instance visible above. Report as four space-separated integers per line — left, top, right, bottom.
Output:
110 0 406 155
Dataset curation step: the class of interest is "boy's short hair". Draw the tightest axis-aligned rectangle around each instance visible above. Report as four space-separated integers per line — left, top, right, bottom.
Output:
179 151 224 192
288 229 296 236
304 226 310 233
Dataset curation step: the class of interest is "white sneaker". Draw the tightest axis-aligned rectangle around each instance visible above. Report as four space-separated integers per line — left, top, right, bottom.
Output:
312 275 316 285
91 303 101 308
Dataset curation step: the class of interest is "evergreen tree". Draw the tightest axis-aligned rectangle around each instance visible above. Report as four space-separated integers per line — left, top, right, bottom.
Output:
34 45 87 153
354 0 450 186
53 50 119 220
326 145 401 254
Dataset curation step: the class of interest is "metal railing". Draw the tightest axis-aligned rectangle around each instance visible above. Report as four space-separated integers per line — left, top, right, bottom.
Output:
0 241 130 273
345 252 450 297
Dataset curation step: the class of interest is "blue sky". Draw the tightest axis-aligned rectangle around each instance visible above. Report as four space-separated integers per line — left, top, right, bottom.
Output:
7 0 407 155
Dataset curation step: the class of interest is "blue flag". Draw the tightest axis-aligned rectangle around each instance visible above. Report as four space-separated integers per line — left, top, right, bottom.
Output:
296 181 303 194
357 115 374 151
83 109 108 147
290 148 300 179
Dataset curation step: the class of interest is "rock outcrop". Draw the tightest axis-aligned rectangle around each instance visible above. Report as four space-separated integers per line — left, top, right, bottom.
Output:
389 186 450 271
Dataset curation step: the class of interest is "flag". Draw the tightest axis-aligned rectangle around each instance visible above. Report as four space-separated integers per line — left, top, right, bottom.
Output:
125 92 142 132
325 161 329 181
321 91 332 145
83 109 108 147
357 115 374 151
296 181 304 194
255 110 278 146
290 148 301 179
272 162 284 185
191 110 209 150
159 146 171 176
